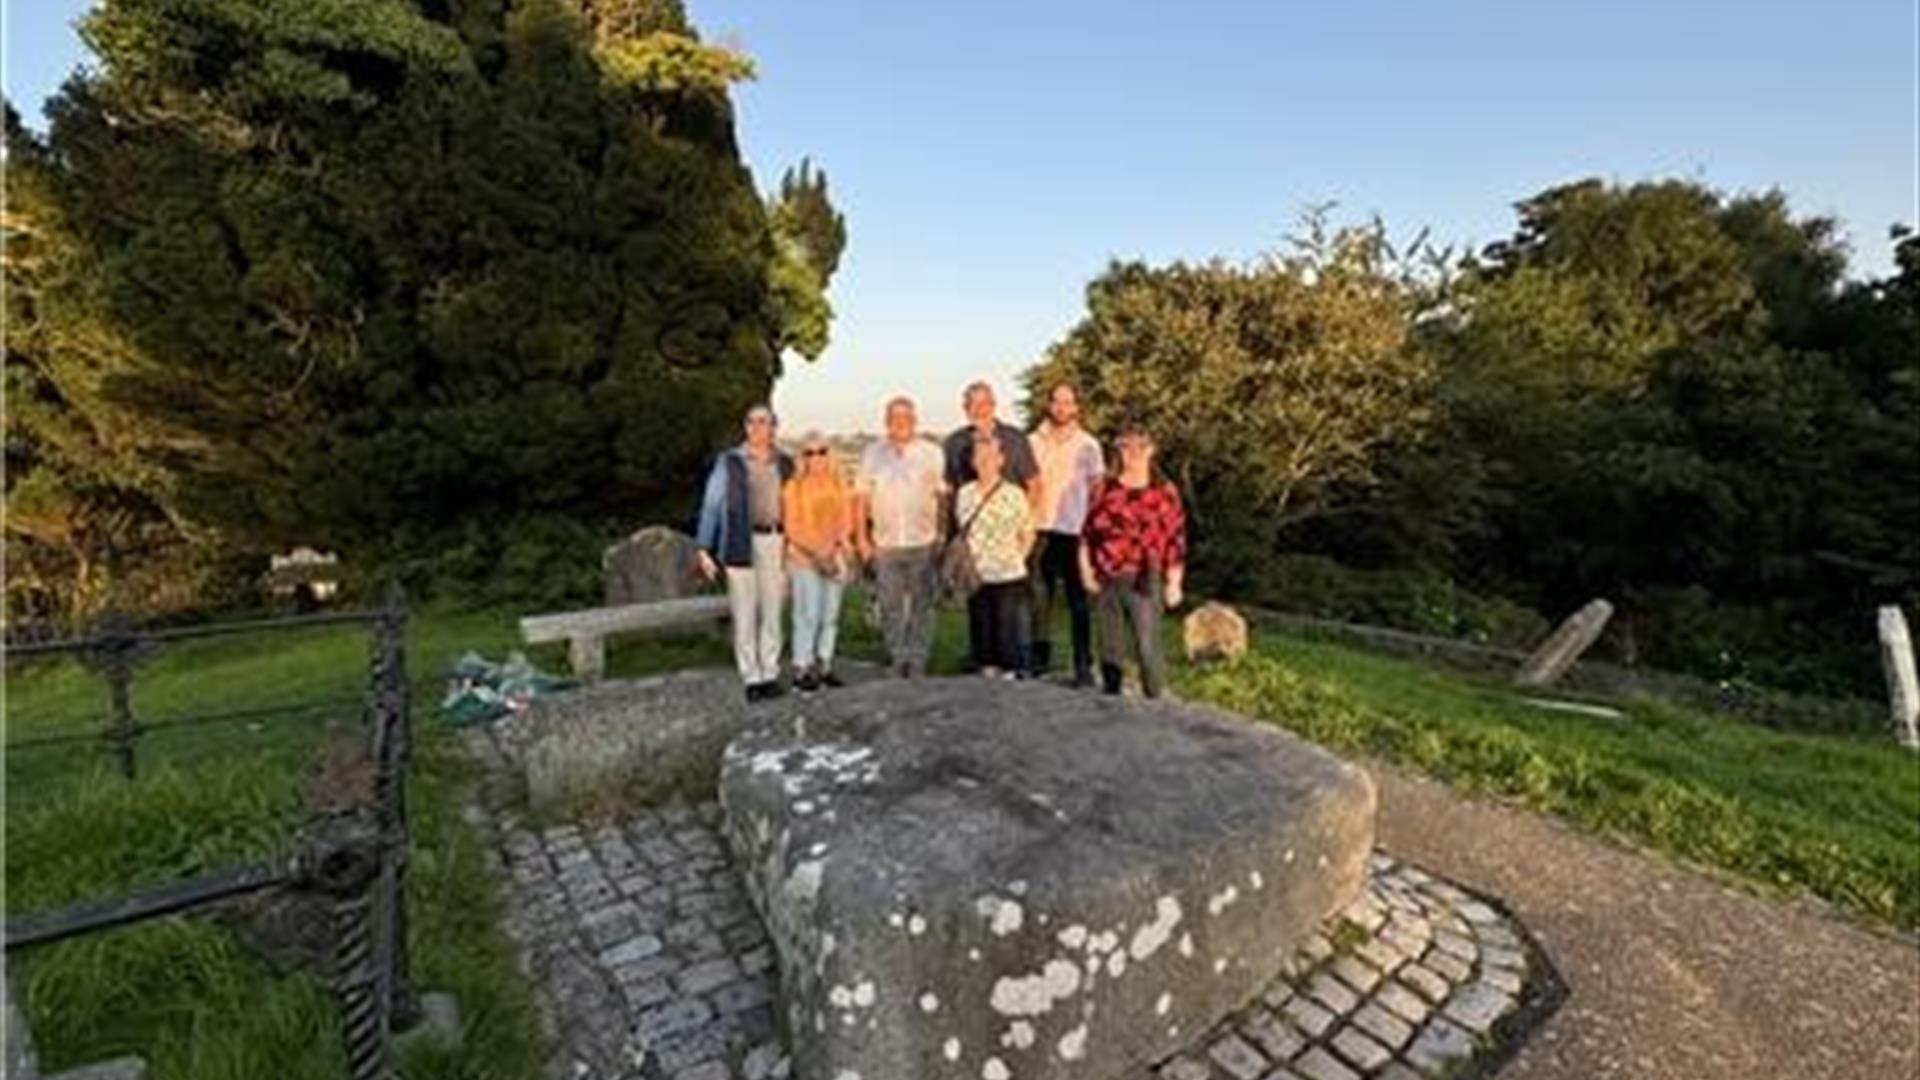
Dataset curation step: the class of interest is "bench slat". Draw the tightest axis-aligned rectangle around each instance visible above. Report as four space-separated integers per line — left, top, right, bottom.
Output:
520 595 730 644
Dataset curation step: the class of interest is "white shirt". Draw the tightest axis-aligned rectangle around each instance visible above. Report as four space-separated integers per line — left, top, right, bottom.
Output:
1031 422 1106 534
856 437 947 549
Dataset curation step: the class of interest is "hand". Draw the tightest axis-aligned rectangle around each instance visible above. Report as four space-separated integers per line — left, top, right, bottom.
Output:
696 550 720 581
856 538 874 565
1082 571 1101 596
1164 579 1184 609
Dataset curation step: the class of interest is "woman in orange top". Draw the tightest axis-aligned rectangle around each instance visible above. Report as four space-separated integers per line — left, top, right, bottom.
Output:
783 432 856 691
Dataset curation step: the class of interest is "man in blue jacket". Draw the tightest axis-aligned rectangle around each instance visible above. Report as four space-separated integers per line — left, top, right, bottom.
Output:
696 404 795 701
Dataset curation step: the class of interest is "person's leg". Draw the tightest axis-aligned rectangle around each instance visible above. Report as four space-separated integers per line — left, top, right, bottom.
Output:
817 577 845 671
1027 537 1057 675
725 565 760 686
790 567 821 673
753 534 785 685
968 590 994 672
1062 538 1094 685
1095 576 1129 694
1004 579 1033 675
874 551 908 665
903 546 937 673
1131 574 1168 698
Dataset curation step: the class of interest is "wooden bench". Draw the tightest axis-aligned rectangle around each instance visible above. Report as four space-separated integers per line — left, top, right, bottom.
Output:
520 595 730 681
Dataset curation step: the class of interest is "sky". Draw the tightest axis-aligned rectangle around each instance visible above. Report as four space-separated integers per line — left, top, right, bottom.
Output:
7 1 1915 434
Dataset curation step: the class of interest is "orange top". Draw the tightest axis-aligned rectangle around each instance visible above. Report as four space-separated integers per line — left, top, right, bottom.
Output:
782 472 853 571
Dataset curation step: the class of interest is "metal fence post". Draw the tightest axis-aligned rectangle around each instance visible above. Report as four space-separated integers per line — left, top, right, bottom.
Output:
370 583 419 1031
85 614 144 780
300 811 397 1080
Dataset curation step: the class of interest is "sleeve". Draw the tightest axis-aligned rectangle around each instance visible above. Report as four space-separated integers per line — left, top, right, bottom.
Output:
942 431 968 489
693 456 728 555
1162 485 1188 569
1006 431 1039 484
853 445 876 496
930 444 952 495
781 482 801 542
1080 438 1106 491
1081 482 1111 550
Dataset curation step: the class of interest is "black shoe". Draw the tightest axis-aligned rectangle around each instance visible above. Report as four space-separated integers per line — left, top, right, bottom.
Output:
819 669 846 689
1072 668 1094 690
795 669 821 694
1029 638 1059 672
763 679 789 700
744 682 766 704
1100 664 1125 695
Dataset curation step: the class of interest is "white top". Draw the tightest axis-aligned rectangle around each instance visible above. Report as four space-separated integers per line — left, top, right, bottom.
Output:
956 481 1034 585
856 437 948 549
1030 422 1106 534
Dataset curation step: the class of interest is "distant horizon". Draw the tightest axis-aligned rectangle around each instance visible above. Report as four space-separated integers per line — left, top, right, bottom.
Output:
7 0 1913 433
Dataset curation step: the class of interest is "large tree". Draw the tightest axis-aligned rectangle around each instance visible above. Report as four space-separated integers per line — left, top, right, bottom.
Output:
1024 214 1437 581
1301 179 1915 692
5 0 842 621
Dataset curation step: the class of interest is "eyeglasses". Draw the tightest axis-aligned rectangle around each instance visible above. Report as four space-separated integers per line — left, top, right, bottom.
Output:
803 448 830 457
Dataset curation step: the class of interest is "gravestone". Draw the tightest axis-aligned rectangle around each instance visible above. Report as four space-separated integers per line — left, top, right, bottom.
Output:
1878 606 1919 750
1514 598 1614 688
720 678 1376 1080
603 526 702 607
1182 601 1248 663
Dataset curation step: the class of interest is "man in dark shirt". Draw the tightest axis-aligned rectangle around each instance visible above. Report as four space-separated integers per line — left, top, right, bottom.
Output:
943 381 1039 492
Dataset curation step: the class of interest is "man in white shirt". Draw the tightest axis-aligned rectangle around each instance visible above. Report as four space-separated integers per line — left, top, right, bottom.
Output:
1028 383 1106 686
854 396 948 676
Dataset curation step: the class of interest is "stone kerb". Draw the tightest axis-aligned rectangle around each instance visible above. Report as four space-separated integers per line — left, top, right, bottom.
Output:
515 671 763 812
720 679 1378 1080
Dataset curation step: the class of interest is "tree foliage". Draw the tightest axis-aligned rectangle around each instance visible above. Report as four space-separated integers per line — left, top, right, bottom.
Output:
4 0 842 624
1024 214 1436 581
1302 180 1918 694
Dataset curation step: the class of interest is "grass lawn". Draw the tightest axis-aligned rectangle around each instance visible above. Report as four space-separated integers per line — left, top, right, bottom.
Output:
1176 623 1920 928
5 608 543 1080
6 593 1915 1078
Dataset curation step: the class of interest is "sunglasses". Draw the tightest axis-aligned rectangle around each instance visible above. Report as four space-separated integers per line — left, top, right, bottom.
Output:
803 448 831 457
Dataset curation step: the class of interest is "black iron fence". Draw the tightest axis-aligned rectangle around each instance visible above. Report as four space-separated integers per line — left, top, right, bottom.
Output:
3 591 421 1080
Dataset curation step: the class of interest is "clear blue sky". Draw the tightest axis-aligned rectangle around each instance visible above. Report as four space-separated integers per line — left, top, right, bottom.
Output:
7 1 1915 433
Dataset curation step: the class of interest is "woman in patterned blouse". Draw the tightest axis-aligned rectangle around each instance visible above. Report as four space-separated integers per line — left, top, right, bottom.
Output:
955 435 1037 678
1078 423 1187 697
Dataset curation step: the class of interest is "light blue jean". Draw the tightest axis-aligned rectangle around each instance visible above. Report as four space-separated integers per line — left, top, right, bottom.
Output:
790 567 844 671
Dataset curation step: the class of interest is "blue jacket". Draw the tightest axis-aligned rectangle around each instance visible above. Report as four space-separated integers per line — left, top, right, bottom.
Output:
694 446 795 568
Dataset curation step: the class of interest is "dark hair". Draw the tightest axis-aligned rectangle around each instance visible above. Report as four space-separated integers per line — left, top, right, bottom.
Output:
1106 418 1168 486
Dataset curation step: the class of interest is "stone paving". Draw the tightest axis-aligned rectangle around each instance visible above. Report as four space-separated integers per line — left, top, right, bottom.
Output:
460 722 1554 1080
1138 853 1548 1080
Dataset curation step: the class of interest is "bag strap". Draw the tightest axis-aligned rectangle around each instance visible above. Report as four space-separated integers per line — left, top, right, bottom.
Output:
956 481 1004 541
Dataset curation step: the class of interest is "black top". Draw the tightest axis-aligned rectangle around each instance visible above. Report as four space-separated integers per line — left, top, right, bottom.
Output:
943 421 1039 489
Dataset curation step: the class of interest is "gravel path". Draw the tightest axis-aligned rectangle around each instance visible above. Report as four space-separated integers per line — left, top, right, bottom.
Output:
1369 765 1920 1080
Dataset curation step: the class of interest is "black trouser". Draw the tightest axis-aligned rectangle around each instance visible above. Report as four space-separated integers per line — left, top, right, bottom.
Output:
1097 571 1167 698
1029 531 1092 679
968 580 1031 672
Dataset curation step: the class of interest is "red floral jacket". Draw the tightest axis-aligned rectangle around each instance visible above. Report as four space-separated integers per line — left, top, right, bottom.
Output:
1083 480 1187 582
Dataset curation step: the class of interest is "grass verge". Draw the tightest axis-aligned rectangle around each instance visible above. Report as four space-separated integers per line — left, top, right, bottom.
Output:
5 607 543 1080
1176 630 1920 928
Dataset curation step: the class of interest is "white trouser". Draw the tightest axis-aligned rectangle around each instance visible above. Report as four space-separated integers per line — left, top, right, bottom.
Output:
725 533 786 684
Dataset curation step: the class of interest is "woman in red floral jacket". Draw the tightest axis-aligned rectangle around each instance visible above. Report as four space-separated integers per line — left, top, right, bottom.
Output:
1078 423 1187 697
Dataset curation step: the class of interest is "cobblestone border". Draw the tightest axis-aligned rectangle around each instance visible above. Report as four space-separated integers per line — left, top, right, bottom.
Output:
1145 853 1565 1080
459 725 1560 1080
